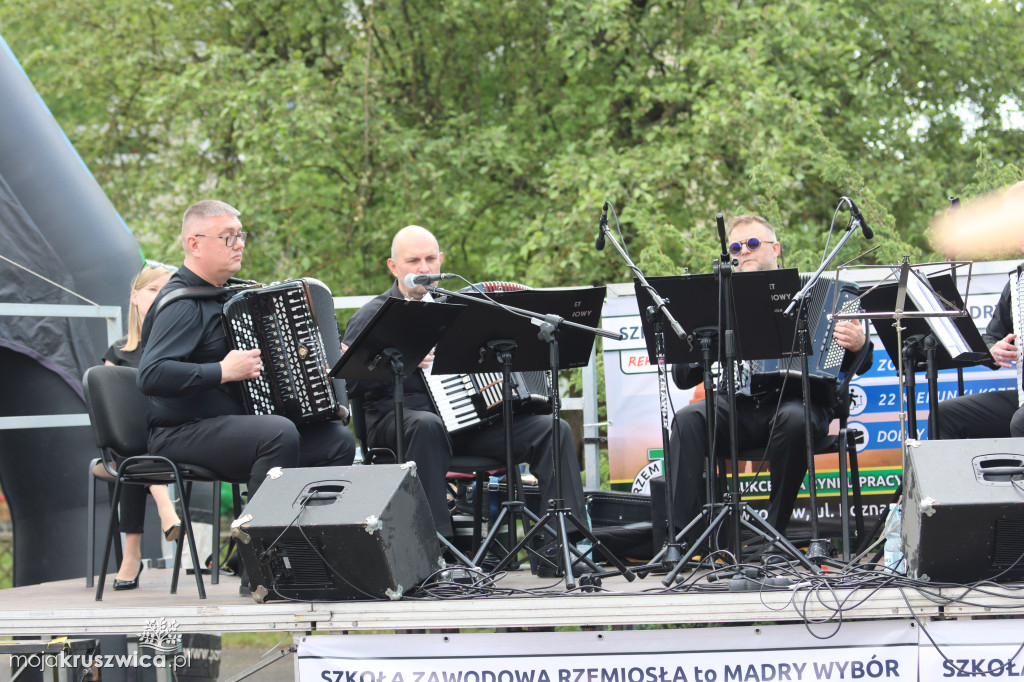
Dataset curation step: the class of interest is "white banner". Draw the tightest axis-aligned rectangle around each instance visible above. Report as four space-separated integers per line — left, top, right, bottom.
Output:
918 620 1024 679
297 622 919 682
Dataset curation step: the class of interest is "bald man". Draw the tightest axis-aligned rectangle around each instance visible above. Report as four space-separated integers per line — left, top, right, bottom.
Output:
342 226 587 542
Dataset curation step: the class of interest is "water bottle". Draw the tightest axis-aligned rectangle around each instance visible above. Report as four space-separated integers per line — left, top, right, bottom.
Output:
575 507 594 556
882 502 904 574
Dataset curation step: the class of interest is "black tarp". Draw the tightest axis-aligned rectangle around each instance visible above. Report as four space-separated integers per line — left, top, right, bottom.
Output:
0 33 145 587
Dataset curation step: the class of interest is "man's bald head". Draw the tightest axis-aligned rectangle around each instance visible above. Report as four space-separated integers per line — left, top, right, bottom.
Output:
388 225 445 299
391 225 438 260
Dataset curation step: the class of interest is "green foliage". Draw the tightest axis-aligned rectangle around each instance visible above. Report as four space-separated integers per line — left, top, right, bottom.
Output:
2 0 1022 296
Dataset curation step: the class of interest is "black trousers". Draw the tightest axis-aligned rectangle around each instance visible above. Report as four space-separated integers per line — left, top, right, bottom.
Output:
149 415 355 497
367 409 586 537
669 392 831 539
118 485 154 534
937 388 1017 439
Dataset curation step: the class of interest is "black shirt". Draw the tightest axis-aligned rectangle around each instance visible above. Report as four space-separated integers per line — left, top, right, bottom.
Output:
984 278 1013 348
137 265 243 428
102 337 141 368
341 281 435 431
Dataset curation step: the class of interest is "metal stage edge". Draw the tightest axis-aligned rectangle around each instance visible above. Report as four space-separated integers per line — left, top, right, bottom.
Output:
2 568 1022 636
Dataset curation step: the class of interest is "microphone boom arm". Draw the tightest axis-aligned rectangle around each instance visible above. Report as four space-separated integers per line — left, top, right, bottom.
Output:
424 285 623 341
599 223 687 340
783 220 865 318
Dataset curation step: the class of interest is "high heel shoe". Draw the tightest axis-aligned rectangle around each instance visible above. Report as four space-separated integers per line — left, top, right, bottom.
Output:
163 523 182 542
113 562 143 591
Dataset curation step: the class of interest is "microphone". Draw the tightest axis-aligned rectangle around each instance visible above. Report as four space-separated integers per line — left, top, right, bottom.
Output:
403 272 455 288
847 198 874 239
595 201 609 251
716 212 727 255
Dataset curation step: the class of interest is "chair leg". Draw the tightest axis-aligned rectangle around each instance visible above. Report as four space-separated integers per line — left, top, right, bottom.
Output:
232 485 244 516
95 478 125 601
849 439 865 541
173 480 207 599
211 482 221 585
86 459 98 588
218 484 244 576
105 480 124 570
472 473 485 555
837 427 852 561
171 484 185 594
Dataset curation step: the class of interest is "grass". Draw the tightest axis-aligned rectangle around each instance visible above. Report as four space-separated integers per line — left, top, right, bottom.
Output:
222 632 294 649
0 534 12 590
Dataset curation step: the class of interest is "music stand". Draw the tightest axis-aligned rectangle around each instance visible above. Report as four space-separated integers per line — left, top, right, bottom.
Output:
637 271 805 360
837 259 984 559
429 285 636 588
429 286 601 570
635 270 821 582
860 267 992 439
329 297 473 565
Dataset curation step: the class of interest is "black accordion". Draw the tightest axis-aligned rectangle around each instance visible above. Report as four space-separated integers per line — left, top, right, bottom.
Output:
742 275 860 405
423 368 551 436
222 279 342 425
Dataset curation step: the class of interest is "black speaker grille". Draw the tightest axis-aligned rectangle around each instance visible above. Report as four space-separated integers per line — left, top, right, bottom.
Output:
992 518 1024 569
269 539 335 588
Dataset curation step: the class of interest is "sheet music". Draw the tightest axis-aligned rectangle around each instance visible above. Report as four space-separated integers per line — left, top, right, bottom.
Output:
905 273 973 359
1011 268 1024 404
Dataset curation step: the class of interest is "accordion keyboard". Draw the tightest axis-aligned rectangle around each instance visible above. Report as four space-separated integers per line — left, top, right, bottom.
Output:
423 369 519 435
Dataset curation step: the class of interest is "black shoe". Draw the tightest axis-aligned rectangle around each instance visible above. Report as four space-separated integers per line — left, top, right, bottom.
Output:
479 552 509 573
113 562 143 590
163 523 182 542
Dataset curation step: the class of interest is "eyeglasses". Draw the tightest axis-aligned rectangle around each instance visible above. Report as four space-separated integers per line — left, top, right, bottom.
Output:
144 259 179 272
195 232 249 247
728 237 775 255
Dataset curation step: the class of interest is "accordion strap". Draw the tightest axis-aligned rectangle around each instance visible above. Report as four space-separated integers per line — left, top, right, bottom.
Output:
150 278 261 321
150 286 233 320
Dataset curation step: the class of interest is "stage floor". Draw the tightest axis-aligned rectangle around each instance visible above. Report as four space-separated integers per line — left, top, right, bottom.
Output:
3 560 1023 636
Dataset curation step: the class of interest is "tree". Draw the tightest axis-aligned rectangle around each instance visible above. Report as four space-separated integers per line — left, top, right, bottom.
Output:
1 0 1021 298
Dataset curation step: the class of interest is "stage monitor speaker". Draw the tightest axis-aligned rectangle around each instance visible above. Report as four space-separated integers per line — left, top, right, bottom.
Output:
231 464 443 602
903 438 1024 584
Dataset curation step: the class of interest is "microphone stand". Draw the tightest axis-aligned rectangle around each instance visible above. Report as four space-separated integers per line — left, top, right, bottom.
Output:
782 216 869 563
425 284 635 587
594 209 688 572
657 217 821 584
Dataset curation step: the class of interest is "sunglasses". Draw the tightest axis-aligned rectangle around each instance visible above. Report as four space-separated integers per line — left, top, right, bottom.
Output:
144 259 179 272
728 237 775 256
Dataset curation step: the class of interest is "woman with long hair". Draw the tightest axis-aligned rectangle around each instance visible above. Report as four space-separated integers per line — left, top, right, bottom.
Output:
99 262 182 589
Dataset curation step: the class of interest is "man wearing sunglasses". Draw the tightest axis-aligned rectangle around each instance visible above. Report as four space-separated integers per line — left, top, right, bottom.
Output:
667 214 871 547
138 200 355 543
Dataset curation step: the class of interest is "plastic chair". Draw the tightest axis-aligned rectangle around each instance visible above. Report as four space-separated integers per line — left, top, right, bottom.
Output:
733 343 871 556
82 365 243 600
